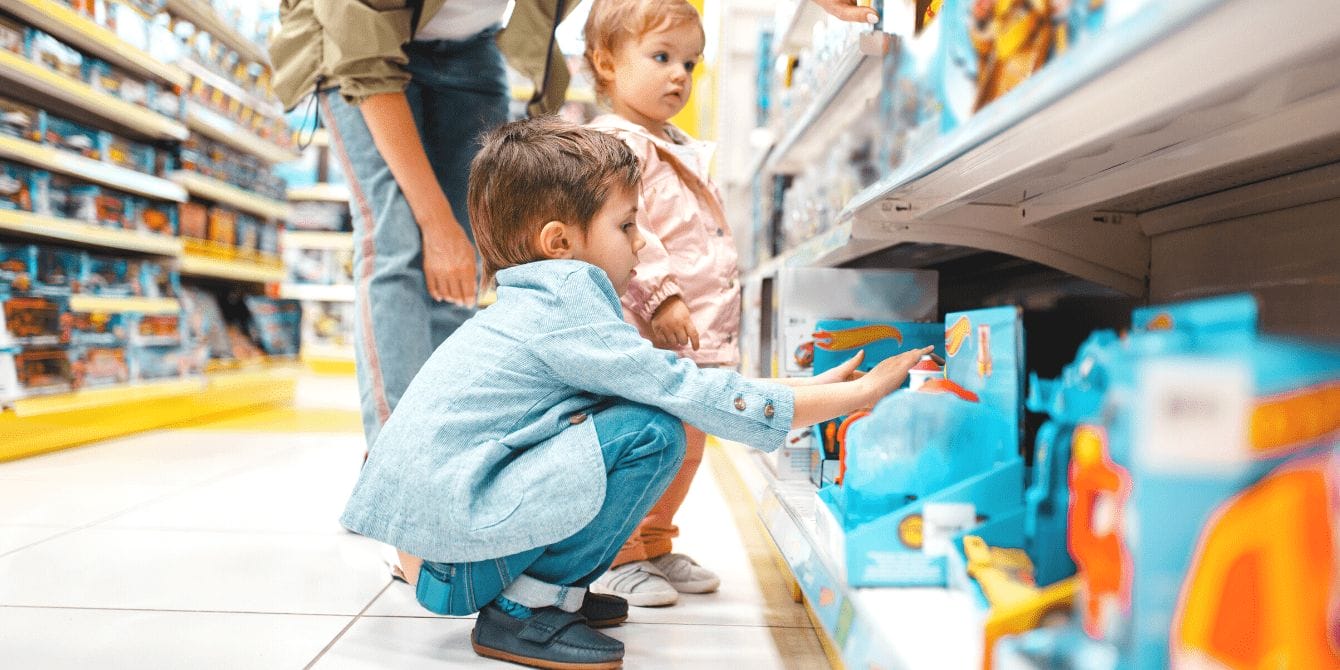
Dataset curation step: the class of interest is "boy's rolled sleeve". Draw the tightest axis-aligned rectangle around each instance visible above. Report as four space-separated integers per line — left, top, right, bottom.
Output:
531 320 793 451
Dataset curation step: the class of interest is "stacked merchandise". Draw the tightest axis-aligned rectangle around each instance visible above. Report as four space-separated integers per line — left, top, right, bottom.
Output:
180 285 301 370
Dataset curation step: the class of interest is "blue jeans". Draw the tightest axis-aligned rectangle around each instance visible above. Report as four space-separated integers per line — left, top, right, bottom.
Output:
417 404 688 615
320 28 509 446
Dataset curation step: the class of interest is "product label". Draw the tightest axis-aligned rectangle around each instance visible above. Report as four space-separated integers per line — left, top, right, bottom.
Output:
1136 358 1251 473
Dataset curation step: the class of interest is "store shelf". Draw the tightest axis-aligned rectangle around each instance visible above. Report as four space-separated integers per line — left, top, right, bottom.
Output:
737 444 984 669
283 229 353 250
828 0 1340 296
176 58 283 121
0 49 190 142
287 183 350 203
167 171 290 220
0 209 183 257
773 0 826 56
0 362 298 461
179 250 286 283
165 0 271 67
68 295 181 314
0 0 191 88
185 102 300 164
279 283 354 303
765 32 889 175
0 135 188 203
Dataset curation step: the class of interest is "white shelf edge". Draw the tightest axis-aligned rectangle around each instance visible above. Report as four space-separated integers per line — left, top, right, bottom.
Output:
176 58 283 121
773 0 826 56
0 209 183 257
0 135 188 203
279 283 354 303
287 183 350 203
168 171 290 220
178 251 286 283
282 230 353 250
165 0 271 67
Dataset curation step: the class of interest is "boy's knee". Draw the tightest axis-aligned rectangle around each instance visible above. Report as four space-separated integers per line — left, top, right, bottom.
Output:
646 411 687 462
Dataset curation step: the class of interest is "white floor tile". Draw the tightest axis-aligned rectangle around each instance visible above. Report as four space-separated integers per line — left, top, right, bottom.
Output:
0 606 350 670
615 621 827 670
0 526 68 555
0 527 391 615
311 615 479 669
362 579 452 618
104 439 365 534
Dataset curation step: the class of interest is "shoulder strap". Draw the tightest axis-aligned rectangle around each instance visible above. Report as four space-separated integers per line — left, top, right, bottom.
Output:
528 0 566 117
409 0 426 39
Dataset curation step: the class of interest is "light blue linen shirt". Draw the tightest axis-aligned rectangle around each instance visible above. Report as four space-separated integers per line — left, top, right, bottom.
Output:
340 259 795 563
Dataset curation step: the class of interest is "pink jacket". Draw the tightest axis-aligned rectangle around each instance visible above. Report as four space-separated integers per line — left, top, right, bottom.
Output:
589 114 740 366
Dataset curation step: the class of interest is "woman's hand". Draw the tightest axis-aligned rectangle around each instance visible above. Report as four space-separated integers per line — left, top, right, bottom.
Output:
650 295 700 350
421 217 477 307
812 0 879 24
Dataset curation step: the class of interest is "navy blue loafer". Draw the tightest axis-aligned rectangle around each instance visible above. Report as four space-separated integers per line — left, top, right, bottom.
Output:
580 593 628 628
472 603 624 670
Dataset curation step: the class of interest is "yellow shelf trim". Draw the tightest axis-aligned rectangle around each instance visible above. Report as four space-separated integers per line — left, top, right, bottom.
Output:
0 209 183 257
179 250 287 283
0 135 189 202
68 295 181 314
168 171 290 220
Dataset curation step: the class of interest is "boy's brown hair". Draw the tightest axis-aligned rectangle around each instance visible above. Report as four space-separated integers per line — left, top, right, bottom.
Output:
469 116 642 283
582 0 705 98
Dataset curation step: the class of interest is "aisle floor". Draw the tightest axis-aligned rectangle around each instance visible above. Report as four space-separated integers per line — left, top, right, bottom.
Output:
0 375 827 669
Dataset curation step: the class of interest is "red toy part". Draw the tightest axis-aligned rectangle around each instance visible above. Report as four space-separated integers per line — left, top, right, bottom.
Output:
1172 455 1340 668
835 409 871 486
794 340 815 368
917 378 980 403
1067 424 1133 640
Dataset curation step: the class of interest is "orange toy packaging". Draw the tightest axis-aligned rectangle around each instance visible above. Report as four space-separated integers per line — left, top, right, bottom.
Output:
992 294 1340 669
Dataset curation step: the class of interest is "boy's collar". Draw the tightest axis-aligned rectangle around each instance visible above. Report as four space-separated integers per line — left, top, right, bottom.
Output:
495 259 622 313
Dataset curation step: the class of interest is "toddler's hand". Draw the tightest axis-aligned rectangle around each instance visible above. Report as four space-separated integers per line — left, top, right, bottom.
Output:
859 346 935 404
651 296 700 351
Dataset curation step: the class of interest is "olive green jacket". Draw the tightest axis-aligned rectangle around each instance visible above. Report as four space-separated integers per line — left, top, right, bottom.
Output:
270 0 574 115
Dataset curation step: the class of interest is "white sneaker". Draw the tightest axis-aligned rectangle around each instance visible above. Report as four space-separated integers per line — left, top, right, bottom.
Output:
591 560 679 607
649 553 720 594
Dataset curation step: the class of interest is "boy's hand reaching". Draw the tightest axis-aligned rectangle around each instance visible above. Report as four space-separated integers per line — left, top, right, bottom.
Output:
812 350 866 384
651 295 700 350
858 346 935 404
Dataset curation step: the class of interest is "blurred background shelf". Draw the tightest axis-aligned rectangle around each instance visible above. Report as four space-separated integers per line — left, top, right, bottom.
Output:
68 295 181 314
164 0 271 67
168 171 290 220
0 209 183 257
287 183 350 203
0 49 189 142
0 0 191 88
279 283 354 303
179 250 286 283
185 102 301 164
0 135 189 202
283 230 353 250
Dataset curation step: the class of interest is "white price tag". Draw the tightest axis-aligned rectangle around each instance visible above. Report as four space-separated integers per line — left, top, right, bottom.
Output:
921 503 977 557
1136 358 1251 473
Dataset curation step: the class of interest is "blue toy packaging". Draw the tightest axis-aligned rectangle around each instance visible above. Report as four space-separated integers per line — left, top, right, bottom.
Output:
81 254 137 297
244 297 302 358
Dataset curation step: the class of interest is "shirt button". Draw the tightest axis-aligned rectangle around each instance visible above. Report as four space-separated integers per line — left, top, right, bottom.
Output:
764 401 775 419
733 397 746 411
569 413 588 425
716 228 724 237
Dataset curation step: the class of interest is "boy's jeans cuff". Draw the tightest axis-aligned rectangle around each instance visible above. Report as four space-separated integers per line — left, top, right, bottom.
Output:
501 574 585 612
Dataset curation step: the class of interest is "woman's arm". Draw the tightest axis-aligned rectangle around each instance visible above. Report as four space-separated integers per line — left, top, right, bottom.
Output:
360 92 478 306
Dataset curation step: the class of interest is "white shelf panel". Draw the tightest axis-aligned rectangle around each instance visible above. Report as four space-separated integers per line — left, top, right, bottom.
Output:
773 0 827 56
845 0 1340 244
0 49 189 142
282 230 353 250
0 209 182 257
176 58 283 121
165 0 271 67
179 251 285 283
185 102 300 164
279 283 354 303
766 33 889 175
168 171 290 220
0 135 188 203
68 295 181 314
0 0 190 88
287 183 350 203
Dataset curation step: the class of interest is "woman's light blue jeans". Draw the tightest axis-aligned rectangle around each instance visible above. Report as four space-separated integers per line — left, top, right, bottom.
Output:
416 403 688 615
320 28 509 447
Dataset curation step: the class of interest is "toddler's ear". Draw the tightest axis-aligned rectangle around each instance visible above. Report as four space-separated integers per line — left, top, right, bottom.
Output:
590 48 617 89
536 220 575 259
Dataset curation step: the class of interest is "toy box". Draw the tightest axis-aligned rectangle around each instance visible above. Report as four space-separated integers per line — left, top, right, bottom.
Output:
2 346 73 399
69 310 129 347
301 299 354 349
244 296 301 357
0 244 80 295
26 30 83 80
206 206 236 249
288 201 349 232
180 285 231 361
147 80 184 120
127 343 190 381
178 201 208 240
100 134 156 174
129 198 178 236
135 259 179 299
62 182 130 230
771 268 938 377
234 213 260 255
104 0 152 52
0 161 38 211
39 113 104 159
127 312 183 347
0 96 40 140
81 254 139 297
2 294 70 346
0 14 24 55
70 345 129 388
257 221 280 258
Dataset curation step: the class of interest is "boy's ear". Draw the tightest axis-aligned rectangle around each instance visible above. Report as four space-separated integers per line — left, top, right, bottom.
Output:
536 220 575 259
